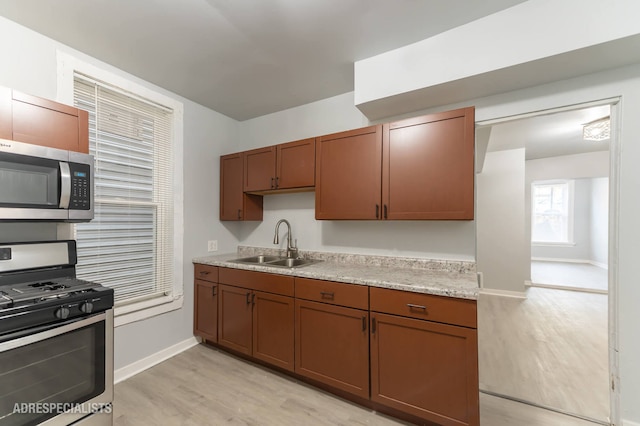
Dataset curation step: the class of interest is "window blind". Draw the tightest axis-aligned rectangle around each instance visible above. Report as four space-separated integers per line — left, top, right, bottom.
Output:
73 74 174 306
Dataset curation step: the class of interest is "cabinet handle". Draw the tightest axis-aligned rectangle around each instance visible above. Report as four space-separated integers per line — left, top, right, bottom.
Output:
271 177 275 189
407 303 427 311
275 176 279 188
320 291 334 300
251 293 256 306
384 204 388 219
212 286 217 297
199 271 210 276
362 316 367 332
371 317 377 334
237 209 242 220
375 204 380 219
246 292 251 305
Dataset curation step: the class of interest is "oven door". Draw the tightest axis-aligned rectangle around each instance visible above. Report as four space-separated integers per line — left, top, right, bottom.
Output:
0 310 113 426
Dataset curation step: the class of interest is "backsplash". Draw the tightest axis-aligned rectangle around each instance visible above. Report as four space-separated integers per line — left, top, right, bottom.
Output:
237 245 476 274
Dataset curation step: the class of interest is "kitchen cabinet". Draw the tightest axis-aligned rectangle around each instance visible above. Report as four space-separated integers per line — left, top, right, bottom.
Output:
218 268 295 371
244 138 315 192
315 106 475 220
0 86 89 153
193 265 219 342
315 125 383 219
369 287 479 426
383 107 475 220
294 278 369 398
220 153 263 221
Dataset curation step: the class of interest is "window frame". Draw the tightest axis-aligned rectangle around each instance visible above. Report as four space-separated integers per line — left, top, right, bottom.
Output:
531 179 575 246
57 51 184 327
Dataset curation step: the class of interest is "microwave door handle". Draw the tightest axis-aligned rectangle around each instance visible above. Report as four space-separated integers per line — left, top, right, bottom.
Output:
59 162 71 209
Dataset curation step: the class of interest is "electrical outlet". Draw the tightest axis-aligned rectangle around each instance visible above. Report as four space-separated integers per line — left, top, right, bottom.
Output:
207 240 218 252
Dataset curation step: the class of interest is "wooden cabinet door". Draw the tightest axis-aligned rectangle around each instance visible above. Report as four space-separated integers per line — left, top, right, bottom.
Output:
220 153 263 221
315 125 383 220
217 284 253 356
10 90 89 153
370 313 479 426
383 107 474 220
194 279 218 342
252 291 295 372
276 138 315 189
295 299 369 398
244 146 276 192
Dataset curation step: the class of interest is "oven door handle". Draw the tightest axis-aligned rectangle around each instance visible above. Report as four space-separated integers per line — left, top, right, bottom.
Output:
0 312 106 352
59 161 71 209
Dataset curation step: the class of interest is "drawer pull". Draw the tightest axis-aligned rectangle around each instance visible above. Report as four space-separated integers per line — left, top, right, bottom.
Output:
407 303 427 311
320 291 335 300
199 271 210 276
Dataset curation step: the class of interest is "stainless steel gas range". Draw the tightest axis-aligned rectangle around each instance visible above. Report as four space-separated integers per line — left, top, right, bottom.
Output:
0 240 114 426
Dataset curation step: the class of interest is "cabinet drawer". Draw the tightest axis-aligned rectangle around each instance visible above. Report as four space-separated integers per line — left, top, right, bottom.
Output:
219 268 294 297
370 287 476 329
194 264 219 283
295 278 368 310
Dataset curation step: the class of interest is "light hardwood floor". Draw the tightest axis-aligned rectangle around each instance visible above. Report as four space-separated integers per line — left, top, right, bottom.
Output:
530 261 608 293
113 344 600 426
478 287 609 423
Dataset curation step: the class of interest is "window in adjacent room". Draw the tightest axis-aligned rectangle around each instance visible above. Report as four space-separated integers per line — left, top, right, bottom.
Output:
73 73 176 312
531 180 574 244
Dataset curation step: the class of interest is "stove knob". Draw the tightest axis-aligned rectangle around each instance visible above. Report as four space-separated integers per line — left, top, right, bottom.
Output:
80 302 94 314
55 307 70 320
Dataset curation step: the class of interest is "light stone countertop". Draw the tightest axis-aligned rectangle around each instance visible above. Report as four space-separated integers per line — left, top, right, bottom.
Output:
193 247 479 300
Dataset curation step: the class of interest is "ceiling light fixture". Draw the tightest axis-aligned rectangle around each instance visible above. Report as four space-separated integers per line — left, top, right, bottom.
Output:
583 116 610 141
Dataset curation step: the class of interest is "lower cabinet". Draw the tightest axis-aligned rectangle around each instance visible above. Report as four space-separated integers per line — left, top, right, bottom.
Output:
295 299 369 398
218 283 295 372
194 279 218 342
193 264 479 426
370 313 479 426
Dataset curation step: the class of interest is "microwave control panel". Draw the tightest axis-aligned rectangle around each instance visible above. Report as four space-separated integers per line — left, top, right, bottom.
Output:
69 163 91 210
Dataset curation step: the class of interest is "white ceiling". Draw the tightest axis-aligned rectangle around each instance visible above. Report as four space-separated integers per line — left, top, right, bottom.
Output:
486 105 611 160
0 0 526 121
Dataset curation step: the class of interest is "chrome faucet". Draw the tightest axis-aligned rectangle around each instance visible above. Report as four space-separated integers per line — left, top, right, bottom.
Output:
273 219 298 259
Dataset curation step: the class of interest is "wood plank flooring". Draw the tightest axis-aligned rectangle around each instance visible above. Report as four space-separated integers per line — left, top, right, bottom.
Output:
530 261 607 293
113 344 600 426
478 287 609 423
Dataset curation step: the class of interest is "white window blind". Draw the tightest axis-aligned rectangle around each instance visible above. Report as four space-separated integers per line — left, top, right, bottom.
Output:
73 74 174 307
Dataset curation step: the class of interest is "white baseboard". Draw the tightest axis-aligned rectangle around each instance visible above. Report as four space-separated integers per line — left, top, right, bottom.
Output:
590 260 609 270
532 257 590 264
623 420 640 426
114 336 200 384
479 288 527 299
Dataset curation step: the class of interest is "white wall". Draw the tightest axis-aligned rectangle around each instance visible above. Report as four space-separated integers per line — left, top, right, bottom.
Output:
591 177 609 267
476 149 527 292
0 16 240 370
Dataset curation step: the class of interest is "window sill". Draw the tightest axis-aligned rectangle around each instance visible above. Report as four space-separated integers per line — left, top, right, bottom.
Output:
114 295 184 328
531 241 576 248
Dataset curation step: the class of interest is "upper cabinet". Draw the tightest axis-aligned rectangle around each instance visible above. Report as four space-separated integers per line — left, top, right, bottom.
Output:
0 86 89 153
315 125 382 220
220 153 262 221
315 107 474 220
244 138 315 192
383 107 475 220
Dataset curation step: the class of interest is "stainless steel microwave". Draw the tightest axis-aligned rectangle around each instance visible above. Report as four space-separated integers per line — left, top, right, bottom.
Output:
0 138 94 221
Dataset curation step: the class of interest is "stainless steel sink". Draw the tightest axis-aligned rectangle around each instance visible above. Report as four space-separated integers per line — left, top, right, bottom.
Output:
227 255 321 269
231 255 284 264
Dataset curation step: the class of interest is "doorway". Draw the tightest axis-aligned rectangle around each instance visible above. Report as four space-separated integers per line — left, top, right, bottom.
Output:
476 102 615 424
